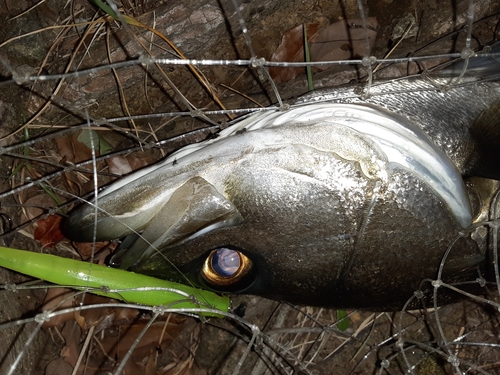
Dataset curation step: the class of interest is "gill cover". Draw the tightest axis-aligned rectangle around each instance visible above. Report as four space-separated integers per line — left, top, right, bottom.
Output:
110 176 244 269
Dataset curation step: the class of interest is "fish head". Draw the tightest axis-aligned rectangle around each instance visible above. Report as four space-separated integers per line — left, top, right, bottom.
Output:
65 103 481 309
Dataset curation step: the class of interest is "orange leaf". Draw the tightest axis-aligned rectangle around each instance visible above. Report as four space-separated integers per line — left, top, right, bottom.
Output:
34 215 65 248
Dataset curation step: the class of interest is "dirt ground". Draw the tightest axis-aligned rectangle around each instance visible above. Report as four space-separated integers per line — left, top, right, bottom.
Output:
1 0 500 374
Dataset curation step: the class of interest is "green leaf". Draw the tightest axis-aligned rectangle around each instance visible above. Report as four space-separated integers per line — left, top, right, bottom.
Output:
77 129 113 155
90 0 118 19
336 309 349 331
303 24 314 92
0 246 230 317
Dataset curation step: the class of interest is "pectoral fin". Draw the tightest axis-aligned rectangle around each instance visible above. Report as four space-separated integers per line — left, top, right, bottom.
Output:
110 176 244 270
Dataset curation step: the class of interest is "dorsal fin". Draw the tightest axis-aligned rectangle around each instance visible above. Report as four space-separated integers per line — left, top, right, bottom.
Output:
466 100 500 180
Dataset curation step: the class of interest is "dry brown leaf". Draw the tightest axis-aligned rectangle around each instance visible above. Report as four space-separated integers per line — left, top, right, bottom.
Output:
270 18 378 82
56 132 94 164
72 240 112 260
106 155 152 176
45 357 74 375
100 317 186 361
145 350 157 375
309 17 378 70
74 295 116 331
56 131 109 197
42 288 140 329
42 288 77 328
23 194 55 221
60 321 82 368
269 24 319 83
113 305 142 325
34 214 65 248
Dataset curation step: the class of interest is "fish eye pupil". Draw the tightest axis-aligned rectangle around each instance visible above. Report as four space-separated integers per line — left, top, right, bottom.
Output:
201 247 254 288
212 248 241 277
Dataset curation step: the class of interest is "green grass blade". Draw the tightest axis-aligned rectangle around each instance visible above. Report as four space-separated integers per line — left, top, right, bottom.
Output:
90 0 118 19
0 246 230 317
336 309 350 331
303 24 314 91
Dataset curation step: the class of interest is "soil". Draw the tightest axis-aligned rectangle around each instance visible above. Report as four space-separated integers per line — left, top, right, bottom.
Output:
0 0 500 374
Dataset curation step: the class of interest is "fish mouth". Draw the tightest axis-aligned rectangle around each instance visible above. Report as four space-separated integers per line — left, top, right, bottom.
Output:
107 176 245 270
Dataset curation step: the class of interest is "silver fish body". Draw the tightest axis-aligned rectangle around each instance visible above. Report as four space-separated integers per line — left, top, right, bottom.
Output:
65 70 500 310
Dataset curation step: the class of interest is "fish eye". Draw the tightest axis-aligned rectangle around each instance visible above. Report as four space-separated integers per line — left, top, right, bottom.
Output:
201 248 253 288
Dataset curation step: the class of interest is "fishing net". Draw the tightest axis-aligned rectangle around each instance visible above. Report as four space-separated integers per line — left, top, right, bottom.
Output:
0 0 499 374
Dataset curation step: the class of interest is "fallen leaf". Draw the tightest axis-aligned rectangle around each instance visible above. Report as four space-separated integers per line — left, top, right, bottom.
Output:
100 316 186 360
106 155 152 176
56 132 108 196
74 295 116 331
270 18 378 82
269 24 319 82
145 350 156 375
24 194 57 221
41 288 78 328
34 215 65 248
72 241 112 260
309 17 378 70
56 132 93 164
78 129 113 155
41 288 140 329
45 357 74 375
60 321 82 368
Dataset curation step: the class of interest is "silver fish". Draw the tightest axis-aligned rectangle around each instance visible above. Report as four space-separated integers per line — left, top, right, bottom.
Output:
65 53 500 310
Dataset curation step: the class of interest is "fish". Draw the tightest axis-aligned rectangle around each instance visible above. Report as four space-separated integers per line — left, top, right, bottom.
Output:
64 48 500 311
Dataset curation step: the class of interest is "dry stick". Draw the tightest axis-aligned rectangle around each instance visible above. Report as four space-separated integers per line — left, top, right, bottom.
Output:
71 325 95 375
304 309 330 367
4 152 118 178
30 14 75 96
156 313 172 365
113 17 208 124
294 307 316 364
8 0 48 20
142 10 157 114
370 18 416 78
250 304 292 374
129 20 234 125
230 0 283 108
220 83 265 107
142 24 234 120
105 23 140 139
106 12 233 120
0 20 97 49
114 311 161 375
0 14 108 142
93 335 116 363
53 326 66 344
